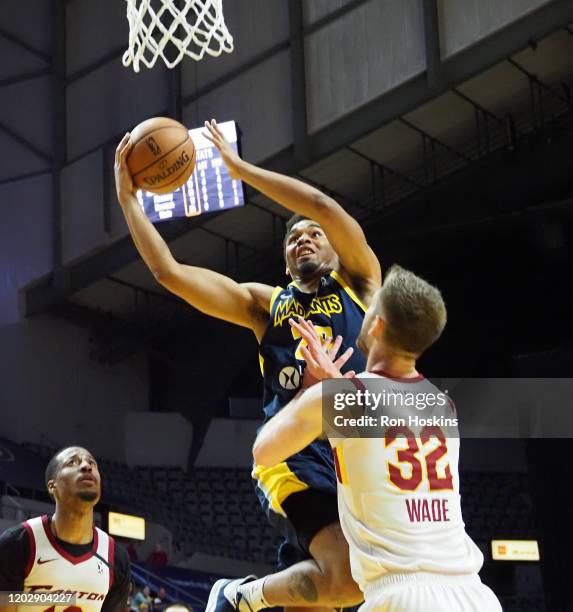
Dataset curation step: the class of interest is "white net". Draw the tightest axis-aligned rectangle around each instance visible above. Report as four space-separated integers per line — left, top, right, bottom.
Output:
123 0 234 72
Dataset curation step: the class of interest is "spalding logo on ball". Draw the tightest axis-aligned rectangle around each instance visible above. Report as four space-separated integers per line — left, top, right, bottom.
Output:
127 117 196 195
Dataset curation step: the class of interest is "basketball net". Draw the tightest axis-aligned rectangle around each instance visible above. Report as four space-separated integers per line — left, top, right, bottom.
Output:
122 0 234 72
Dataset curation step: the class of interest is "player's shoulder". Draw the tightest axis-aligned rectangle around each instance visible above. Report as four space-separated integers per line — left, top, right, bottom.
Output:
109 539 131 597
0 522 29 544
112 539 130 563
108 537 131 573
100 538 131 612
328 268 376 311
0 522 31 558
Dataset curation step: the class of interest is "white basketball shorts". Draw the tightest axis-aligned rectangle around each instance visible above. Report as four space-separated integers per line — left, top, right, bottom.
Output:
360 571 502 612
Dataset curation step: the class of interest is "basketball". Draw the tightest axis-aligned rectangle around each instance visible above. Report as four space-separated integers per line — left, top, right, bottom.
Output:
127 117 196 194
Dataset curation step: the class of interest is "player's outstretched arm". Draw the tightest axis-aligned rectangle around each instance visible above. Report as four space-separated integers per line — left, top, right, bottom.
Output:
204 120 381 288
253 383 323 467
114 134 272 339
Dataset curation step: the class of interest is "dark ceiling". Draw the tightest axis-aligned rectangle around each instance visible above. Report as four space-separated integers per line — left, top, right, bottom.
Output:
3 2 572 415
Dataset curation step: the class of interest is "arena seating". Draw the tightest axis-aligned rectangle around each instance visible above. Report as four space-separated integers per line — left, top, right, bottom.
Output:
460 472 535 541
21 443 281 564
14 442 548 611
500 595 547 612
20 442 535 566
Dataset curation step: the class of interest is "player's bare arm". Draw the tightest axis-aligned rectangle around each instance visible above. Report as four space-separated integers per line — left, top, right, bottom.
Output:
253 381 323 467
114 133 273 340
204 120 382 297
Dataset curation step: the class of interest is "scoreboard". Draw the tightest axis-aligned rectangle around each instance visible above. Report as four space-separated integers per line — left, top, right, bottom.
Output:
137 120 245 222
108 511 146 540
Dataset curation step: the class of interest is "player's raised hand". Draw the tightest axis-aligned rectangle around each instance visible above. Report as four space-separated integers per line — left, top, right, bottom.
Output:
203 119 243 180
290 317 355 382
114 133 136 204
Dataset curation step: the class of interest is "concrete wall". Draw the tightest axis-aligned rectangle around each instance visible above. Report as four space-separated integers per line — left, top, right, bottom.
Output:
195 419 259 468
1 0 556 285
0 175 52 325
0 314 148 462
306 0 426 132
0 0 559 469
125 412 193 469
55 0 558 262
439 0 553 58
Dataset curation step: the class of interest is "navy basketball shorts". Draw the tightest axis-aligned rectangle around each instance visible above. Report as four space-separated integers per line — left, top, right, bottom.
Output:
253 438 339 569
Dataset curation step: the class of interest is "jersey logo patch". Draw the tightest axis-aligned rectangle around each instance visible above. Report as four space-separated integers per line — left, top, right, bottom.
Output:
278 366 301 390
37 557 57 565
273 294 342 326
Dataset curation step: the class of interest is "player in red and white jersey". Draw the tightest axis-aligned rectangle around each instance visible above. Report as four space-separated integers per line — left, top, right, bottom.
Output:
254 265 502 611
0 447 130 612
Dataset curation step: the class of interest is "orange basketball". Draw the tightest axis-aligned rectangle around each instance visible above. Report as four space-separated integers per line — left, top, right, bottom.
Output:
127 117 196 194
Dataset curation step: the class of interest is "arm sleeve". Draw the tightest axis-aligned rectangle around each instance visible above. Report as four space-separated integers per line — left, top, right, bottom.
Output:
0 525 29 590
101 545 131 612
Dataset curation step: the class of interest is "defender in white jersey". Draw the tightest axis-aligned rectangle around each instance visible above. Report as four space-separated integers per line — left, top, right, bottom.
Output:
0 447 130 612
254 266 502 612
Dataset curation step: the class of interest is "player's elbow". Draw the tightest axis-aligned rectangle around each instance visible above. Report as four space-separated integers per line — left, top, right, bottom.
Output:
153 268 173 291
151 265 167 283
252 438 275 467
313 193 339 218
152 260 179 287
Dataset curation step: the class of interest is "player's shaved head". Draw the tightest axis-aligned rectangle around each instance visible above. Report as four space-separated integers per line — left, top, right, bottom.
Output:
45 446 99 502
375 265 446 355
45 447 75 490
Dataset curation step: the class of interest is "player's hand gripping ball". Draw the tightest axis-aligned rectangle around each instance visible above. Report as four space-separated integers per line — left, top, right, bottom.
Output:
127 117 196 194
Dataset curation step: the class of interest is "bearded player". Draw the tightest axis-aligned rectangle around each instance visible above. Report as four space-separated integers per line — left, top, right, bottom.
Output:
253 266 502 612
115 120 382 610
0 447 130 612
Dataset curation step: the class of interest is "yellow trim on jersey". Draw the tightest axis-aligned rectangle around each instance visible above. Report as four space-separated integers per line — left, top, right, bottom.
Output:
335 445 350 485
269 285 284 312
253 462 310 517
330 269 368 312
258 353 265 376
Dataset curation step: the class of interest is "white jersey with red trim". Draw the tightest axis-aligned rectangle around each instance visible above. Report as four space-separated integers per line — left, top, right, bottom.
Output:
330 371 483 592
21 515 114 612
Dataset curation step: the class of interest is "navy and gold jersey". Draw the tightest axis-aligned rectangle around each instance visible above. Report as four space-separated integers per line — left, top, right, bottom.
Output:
259 269 367 421
254 270 368 558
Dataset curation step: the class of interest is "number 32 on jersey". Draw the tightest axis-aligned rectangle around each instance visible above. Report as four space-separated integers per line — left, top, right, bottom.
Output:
386 425 454 492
